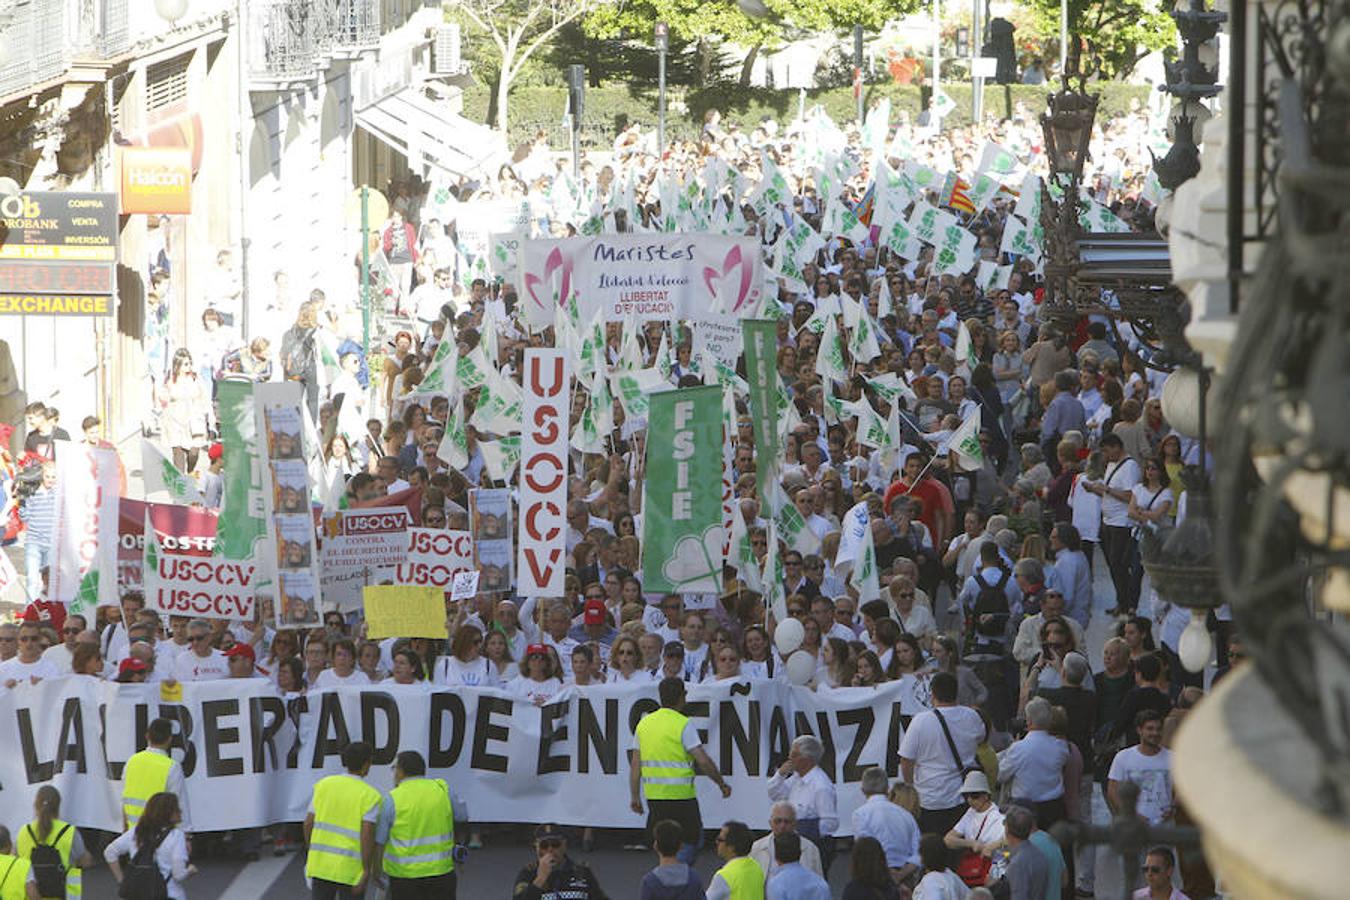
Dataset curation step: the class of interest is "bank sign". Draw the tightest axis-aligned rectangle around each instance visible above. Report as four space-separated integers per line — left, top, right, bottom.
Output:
0 191 117 316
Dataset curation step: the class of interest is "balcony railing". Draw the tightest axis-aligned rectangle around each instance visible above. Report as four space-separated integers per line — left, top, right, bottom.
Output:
250 0 385 85
0 0 130 100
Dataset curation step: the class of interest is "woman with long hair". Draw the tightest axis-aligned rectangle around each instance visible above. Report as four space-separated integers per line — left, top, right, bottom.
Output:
885 632 926 680
482 630 519 684
819 637 856 689
1118 616 1157 661
740 625 777 681
843 835 901 899
322 433 359 483
265 630 299 675
930 633 988 709
18 786 93 898
852 650 886 687
105 792 194 898
280 299 323 419
161 348 211 474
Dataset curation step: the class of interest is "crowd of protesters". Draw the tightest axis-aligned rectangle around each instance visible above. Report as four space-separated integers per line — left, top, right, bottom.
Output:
0 96 1234 899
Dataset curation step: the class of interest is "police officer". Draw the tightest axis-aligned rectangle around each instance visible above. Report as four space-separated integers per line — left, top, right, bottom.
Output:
630 677 731 864
304 741 382 900
375 751 464 899
511 824 607 900
122 718 189 832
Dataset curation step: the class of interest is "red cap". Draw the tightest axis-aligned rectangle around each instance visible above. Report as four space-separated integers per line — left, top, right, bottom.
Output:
207 442 224 462
224 643 256 660
118 658 148 675
583 599 606 625
525 643 548 658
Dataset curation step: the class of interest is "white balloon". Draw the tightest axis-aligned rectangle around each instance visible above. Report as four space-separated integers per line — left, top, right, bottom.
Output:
774 618 805 656
785 650 817 685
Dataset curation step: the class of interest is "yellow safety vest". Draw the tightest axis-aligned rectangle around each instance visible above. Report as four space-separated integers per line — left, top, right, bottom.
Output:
0 854 33 900
717 855 766 900
635 707 697 801
382 777 455 879
122 749 175 828
305 774 382 886
17 819 81 899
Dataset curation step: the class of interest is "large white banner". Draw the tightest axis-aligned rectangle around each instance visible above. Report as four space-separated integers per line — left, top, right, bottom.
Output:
383 528 476 590
517 349 570 596
319 506 411 612
518 233 764 331
0 678 928 837
49 441 119 606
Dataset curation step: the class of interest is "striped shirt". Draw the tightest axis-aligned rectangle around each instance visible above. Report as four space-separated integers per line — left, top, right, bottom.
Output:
20 487 57 549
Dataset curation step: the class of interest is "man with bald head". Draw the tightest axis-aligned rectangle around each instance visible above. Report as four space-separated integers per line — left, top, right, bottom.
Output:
749 801 823 879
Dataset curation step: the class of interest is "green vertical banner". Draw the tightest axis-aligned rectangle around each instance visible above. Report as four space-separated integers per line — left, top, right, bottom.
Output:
641 386 725 594
214 380 268 561
742 320 779 495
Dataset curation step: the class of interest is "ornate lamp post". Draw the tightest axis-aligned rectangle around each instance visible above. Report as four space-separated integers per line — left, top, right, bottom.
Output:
1037 77 1099 327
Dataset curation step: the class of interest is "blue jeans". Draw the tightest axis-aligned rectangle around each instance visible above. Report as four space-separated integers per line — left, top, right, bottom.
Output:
24 541 49 599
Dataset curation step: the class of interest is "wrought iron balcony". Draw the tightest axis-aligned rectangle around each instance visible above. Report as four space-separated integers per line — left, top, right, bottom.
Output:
0 0 130 100
249 0 319 85
330 0 381 49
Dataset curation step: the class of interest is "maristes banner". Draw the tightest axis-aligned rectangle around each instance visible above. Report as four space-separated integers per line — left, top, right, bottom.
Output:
641 386 725 595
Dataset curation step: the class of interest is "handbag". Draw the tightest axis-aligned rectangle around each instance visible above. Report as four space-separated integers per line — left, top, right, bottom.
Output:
954 813 994 886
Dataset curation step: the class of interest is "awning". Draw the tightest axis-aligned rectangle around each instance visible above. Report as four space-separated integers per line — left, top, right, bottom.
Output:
354 87 505 179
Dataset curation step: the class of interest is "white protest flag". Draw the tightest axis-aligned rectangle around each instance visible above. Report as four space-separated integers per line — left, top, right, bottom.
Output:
762 518 788 623
977 260 1014 292
950 405 985 472
141 439 204 506
845 297 881 363
1079 198 1132 234
773 486 822 556
469 377 522 435
1014 173 1043 221
848 516 881 603
876 275 895 321
834 501 871 579
571 355 614 454
1000 214 1043 260
479 435 522 482
455 344 492 392
955 320 980 371
854 397 892 450
480 301 501 370
931 224 981 277
965 173 1002 214
977 140 1021 177
727 500 762 593
618 309 644 369
865 372 917 407
50 442 119 608
0 551 23 605
436 392 470 469
654 328 673 381
414 334 459 396
815 314 848 384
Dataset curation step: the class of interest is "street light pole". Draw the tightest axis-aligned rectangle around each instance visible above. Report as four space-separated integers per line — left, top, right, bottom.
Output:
360 185 370 357
655 22 668 154
932 0 942 122
853 24 865 125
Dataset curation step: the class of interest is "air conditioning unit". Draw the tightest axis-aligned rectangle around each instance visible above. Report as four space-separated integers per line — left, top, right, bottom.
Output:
433 24 461 75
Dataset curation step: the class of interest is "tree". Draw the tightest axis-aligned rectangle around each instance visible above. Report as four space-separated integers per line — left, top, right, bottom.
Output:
448 0 618 134
1025 0 1176 81
584 0 917 88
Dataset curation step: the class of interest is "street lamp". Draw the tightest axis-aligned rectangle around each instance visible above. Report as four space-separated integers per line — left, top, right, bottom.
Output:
1041 84 1098 185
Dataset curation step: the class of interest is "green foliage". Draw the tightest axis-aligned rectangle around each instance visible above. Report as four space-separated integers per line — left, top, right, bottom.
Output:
460 80 1154 147
1023 0 1177 80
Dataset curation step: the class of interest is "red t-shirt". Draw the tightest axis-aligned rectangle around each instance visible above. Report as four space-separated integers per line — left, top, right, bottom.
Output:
884 477 954 545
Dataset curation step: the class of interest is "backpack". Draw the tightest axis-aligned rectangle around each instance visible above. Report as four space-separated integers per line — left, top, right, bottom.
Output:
118 828 170 900
27 823 70 899
972 570 1011 636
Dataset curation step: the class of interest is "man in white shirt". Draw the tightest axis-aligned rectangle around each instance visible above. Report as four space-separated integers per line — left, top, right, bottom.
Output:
1108 709 1174 825
1088 433 1141 614
749 802 823 879
101 592 147 666
42 613 87 674
851 767 920 882
898 672 987 837
766 735 839 873
173 619 229 681
0 621 62 687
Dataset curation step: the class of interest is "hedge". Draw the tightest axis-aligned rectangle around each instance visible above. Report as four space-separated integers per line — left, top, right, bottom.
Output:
461 81 1153 148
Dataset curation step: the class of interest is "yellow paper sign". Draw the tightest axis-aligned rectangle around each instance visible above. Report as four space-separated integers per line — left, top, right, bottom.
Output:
363 585 446 639
160 681 184 703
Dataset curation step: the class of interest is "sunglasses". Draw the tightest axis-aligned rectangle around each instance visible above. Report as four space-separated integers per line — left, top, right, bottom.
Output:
18 636 40 643
1141 865 1165 874
537 839 563 851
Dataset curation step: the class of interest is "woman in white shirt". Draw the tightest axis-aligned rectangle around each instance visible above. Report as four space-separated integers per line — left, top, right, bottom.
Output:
1128 456 1175 532
739 626 779 681
817 638 854 689
434 625 493 688
312 639 371 689
508 644 564 705
105 792 195 899
605 635 651 684
889 576 937 649
703 645 745 683
357 640 387 683
483 630 520 684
